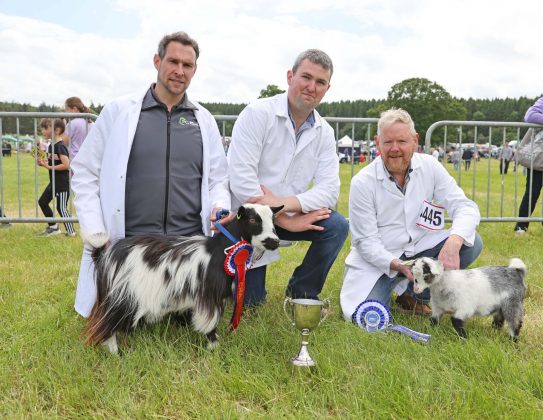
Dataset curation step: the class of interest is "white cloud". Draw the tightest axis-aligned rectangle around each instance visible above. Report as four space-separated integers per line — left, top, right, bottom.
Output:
0 0 542 108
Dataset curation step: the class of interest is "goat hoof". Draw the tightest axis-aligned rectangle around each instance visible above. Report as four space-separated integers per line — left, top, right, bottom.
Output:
207 340 219 350
102 335 119 355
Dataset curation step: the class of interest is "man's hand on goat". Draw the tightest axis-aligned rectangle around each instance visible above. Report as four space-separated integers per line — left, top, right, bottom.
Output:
438 235 464 270
274 208 330 232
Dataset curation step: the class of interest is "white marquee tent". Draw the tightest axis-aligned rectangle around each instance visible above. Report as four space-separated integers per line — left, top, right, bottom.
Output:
337 135 361 148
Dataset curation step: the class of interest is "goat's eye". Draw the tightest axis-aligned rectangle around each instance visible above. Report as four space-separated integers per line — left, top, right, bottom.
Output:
249 218 256 224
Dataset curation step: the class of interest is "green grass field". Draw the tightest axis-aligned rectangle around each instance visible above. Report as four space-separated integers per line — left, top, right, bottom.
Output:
1 155 542 418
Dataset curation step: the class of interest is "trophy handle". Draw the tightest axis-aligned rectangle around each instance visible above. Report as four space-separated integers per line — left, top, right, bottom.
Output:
283 297 294 326
319 298 330 325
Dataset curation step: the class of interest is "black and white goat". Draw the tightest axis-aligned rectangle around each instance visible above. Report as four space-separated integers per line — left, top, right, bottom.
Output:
411 257 527 340
84 204 282 354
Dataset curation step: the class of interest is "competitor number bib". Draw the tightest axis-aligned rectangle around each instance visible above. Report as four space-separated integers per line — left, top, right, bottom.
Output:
416 200 445 231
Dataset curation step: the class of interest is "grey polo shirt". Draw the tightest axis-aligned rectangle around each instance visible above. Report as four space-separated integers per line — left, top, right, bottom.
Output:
125 85 204 237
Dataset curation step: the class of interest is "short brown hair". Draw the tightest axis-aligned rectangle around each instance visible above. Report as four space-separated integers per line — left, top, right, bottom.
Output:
40 118 66 135
292 49 333 77
157 31 199 60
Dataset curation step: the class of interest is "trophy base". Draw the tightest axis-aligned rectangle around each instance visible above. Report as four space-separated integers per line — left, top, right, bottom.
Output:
290 356 315 367
289 341 315 367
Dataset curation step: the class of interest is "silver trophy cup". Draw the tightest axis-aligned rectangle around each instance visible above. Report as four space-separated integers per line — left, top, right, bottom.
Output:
283 297 329 367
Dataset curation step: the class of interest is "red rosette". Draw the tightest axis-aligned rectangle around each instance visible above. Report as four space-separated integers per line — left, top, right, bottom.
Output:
223 240 254 330
223 241 253 276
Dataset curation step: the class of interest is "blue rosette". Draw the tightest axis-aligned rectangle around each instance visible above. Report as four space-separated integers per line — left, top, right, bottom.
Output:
352 300 391 333
352 299 431 344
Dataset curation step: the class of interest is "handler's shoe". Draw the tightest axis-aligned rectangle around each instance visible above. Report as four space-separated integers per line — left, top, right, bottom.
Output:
395 294 431 316
514 228 527 236
37 226 61 237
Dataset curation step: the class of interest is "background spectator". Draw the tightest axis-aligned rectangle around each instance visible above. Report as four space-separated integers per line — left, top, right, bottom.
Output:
514 96 543 235
62 97 93 160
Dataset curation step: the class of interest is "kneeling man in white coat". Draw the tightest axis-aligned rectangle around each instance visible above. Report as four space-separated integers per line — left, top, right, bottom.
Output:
340 108 482 320
228 49 349 306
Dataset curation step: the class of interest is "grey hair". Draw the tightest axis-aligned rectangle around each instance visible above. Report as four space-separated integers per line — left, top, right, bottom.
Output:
157 31 200 60
377 108 417 136
292 49 333 77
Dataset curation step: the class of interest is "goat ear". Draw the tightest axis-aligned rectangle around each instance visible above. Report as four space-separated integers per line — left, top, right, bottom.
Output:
422 261 433 280
270 205 284 214
236 206 246 220
431 259 444 276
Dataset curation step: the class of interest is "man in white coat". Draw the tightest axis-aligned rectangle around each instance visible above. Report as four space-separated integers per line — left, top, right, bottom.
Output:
340 108 483 320
71 31 230 317
227 49 349 306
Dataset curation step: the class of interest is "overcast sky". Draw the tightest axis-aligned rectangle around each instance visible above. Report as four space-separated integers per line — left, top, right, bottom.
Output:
1 0 541 108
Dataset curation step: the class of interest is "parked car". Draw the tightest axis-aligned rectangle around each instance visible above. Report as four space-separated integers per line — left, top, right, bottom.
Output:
338 152 363 164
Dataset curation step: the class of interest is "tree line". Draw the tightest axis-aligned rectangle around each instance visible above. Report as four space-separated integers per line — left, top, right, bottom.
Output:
1 78 540 146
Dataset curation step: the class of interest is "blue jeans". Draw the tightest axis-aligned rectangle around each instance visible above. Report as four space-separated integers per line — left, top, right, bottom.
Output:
244 210 349 306
366 232 483 306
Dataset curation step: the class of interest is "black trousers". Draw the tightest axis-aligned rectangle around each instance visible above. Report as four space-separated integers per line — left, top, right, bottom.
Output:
38 184 75 234
515 169 543 230
499 159 510 174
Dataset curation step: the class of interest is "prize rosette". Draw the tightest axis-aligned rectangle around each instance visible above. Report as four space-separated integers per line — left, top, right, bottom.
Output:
224 240 253 276
352 300 391 333
352 299 431 344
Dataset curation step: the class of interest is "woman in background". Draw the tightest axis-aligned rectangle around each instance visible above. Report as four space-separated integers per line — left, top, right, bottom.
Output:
63 97 93 160
515 96 543 235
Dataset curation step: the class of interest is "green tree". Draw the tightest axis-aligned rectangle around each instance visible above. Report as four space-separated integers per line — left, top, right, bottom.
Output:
366 103 388 119
507 111 520 122
258 84 285 99
472 110 486 121
386 77 467 144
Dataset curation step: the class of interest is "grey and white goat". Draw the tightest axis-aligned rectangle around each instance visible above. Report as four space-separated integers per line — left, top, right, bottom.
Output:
411 257 527 340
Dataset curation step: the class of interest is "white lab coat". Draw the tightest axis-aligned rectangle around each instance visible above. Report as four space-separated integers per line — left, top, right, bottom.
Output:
72 89 230 317
340 153 480 320
227 93 340 267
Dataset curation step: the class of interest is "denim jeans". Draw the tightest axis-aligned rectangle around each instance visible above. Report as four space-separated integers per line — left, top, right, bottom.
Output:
244 210 349 306
366 232 483 306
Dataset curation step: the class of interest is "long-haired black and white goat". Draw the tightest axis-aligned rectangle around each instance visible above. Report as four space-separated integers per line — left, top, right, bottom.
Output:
411 257 527 340
84 204 282 354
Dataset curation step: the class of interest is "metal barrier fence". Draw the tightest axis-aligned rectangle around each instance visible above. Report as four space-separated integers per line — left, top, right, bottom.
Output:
425 120 543 223
2 112 542 225
0 112 377 225
325 117 379 179
0 112 97 224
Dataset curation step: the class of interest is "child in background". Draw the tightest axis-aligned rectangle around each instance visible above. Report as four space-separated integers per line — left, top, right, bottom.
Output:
37 118 76 237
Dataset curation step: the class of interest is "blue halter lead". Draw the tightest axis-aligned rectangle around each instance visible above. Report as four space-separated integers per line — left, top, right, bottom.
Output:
213 209 238 244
